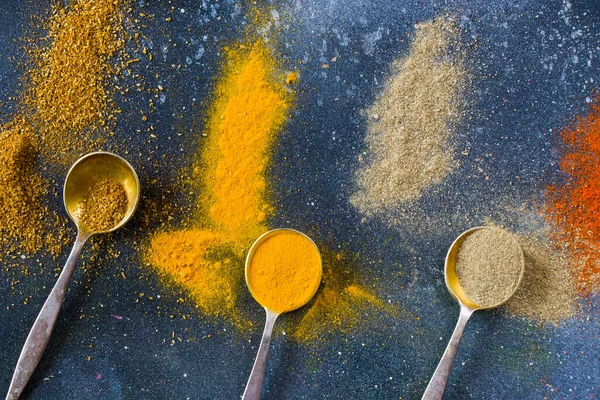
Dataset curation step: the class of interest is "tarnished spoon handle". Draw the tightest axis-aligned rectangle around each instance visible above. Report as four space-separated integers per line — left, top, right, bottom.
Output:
422 305 474 400
6 232 90 400
242 309 279 400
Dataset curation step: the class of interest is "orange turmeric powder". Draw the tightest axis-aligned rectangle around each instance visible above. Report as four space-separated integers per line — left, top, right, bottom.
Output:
197 41 290 241
246 230 322 313
147 40 292 321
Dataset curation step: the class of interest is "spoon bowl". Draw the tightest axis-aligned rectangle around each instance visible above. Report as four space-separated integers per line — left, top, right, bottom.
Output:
64 151 140 234
422 226 525 400
445 226 525 310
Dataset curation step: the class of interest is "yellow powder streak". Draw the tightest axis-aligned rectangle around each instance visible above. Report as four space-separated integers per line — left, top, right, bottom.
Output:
201 42 289 240
148 40 291 320
147 31 402 340
247 231 321 313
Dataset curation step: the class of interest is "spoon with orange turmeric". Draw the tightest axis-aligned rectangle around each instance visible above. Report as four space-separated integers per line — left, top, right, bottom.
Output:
242 228 322 400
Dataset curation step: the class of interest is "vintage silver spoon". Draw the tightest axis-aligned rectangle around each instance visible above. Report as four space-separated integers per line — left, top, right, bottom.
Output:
6 152 140 400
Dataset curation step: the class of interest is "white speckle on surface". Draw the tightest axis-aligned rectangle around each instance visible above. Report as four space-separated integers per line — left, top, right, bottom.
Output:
195 45 205 60
363 28 383 56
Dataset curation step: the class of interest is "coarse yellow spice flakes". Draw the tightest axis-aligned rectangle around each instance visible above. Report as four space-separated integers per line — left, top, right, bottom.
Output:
25 0 128 165
0 0 129 257
0 121 44 252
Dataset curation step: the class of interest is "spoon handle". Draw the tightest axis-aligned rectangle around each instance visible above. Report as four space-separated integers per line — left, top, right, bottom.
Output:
422 305 474 400
6 232 90 400
242 309 279 400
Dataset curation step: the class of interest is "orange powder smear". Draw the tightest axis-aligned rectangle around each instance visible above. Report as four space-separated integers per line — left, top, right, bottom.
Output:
148 40 291 321
200 42 290 240
547 97 600 294
247 231 322 313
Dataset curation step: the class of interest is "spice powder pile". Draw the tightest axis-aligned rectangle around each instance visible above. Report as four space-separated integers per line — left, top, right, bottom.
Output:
148 39 291 323
351 16 467 215
246 230 322 313
455 228 523 307
0 0 129 256
77 179 128 232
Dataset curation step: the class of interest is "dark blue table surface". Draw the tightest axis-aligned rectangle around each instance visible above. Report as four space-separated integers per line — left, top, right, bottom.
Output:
1 0 599 399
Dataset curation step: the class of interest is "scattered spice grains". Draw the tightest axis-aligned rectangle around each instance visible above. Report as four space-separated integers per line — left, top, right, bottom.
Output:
246 230 321 313
78 179 128 232
291 250 402 343
455 228 523 307
25 0 128 165
506 235 574 322
351 16 468 215
0 0 130 257
0 121 44 252
547 96 600 294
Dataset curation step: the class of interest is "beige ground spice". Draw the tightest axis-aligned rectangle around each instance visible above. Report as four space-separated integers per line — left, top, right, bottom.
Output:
455 228 523 307
506 235 574 322
351 16 467 215
78 179 128 232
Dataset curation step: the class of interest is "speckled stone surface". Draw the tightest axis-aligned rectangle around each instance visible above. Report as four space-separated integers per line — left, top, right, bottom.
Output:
1 1 599 399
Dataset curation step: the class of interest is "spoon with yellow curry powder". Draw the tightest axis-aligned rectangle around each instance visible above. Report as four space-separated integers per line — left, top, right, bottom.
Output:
243 229 322 400
6 152 140 400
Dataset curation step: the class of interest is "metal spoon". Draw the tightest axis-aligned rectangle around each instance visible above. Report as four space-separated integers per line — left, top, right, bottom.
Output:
6 152 140 400
421 226 525 400
242 229 322 400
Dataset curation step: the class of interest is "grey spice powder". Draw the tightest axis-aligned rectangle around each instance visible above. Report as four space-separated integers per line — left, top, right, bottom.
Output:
455 228 523 307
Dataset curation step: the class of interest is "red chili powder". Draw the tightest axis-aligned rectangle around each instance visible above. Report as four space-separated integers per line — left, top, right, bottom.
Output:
547 98 600 294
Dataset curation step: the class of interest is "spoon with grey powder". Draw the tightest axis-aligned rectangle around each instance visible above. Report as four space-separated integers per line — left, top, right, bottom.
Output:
421 226 525 400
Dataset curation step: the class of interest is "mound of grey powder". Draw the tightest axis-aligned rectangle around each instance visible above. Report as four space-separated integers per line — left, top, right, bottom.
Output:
455 228 522 307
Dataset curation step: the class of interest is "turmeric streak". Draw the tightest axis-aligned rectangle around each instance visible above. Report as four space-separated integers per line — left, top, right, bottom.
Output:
148 39 292 321
247 230 322 313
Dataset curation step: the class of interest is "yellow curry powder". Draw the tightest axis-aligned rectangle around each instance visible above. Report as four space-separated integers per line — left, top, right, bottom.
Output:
26 0 127 165
147 37 402 340
148 40 291 321
247 231 321 313
198 41 290 240
0 0 127 255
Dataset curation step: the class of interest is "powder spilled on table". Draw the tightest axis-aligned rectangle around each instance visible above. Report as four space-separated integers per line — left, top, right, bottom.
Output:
506 234 574 322
546 95 600 295
24 0 128 165
0 0 129 256
78 179 128 232
455 228 522 307
147 33 400 335
147 39 291 324
291 249 403 343
0 122 44 252
351 16 468 215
